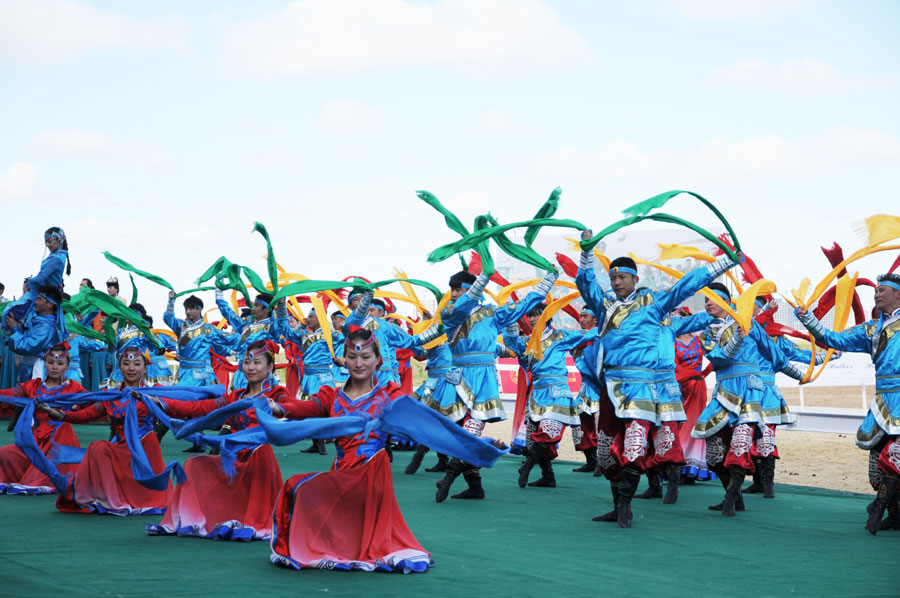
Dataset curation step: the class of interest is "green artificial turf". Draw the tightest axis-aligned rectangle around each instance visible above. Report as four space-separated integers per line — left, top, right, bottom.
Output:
0 424 894 597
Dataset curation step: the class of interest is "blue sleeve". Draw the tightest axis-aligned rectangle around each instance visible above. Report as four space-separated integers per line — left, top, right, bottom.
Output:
502 332 527 357
82 338 108 352
209 325 237 355
750 322 793 372
651 266 713 317
442 295 475 329
806 321 873 354
28 253 64 291
672 312 713 335
494 291 546 329
216 298 244 332
556 328 599 352
273 316 304 344
774 336 813 363
575 265 608 317
8 322 56 356
163 310 183 335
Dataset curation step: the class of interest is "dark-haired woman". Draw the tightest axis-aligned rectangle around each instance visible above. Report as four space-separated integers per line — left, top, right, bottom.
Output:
268 327 504 573
146 340 292 541
0 344 84 494
42 347 172 515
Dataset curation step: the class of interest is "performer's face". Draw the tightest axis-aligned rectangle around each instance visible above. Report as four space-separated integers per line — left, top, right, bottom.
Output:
704 297 728 319
33 296 54 315
450 287 465 302
44 235 61 252
580 312 597 329
306 312 319 330
44 353 69 381
243 354 273 383
345 344 378 383
367 306 384 318
107 285 118 296
120 355 147 385
874 284 900 314
185 304 202 322
331 315 345 329
609 272 637 298
252 302 269 321
526 312 540 328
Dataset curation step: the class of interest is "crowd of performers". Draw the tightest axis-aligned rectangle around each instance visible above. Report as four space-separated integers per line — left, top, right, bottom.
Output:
2 219 899 576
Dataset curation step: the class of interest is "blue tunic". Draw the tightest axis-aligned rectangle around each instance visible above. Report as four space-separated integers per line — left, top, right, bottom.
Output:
413 342 459 416
7 313 60 382
798 307 900 449
504 326 598 426
275 321 342 397
654 313 714 422
64 334 107 384
692 319 798 439
576 255 735 425
216 298 280 390
164 306 235 387
440 290 546 423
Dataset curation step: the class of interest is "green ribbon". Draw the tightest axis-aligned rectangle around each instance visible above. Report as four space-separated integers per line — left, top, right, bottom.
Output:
524 187 561 247
252 222 279 293
103 251 174 291
269 277 443 306
64 289 161 349
128 273 138 306
64 313 114 347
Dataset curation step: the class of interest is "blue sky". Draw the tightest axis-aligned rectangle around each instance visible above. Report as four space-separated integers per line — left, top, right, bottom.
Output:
2 0 899 317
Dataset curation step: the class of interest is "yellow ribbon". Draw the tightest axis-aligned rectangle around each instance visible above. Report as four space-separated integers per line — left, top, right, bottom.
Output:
566 238 611 270
799 244 900 309
657 243 744 292
525 292 580 361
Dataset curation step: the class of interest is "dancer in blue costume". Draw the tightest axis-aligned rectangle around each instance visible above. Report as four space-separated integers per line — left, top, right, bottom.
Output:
569 307 602 474
275 308 341 398
635 308 713 504
576 226 740 528
5 286 63 383
404 326 455 475
691 283 804 517
215 289 280 390
164 292 234 386
796 273 900 534
345 294 420 385
3 227 70 331
433 267 557 503
503 304 598 489
330 312 348 385
63 333 107 384
745 297 826 499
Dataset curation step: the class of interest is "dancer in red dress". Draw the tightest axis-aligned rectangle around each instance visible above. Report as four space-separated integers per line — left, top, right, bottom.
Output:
146 340 292 540
43 347 172 515
0 343 83 494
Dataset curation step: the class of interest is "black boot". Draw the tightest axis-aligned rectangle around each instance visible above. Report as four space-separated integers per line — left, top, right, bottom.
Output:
300 440 319 453
518 445 541 488
405 445 429 475
866 475 900 535
435 458 466 503
722 470 746 517
528 456 556 488
878 493 900 531
616 469 641 528
592 482 620 522
709 472 745 511
663 463 681 504
761 456 776 498
635 470 662 499
425 453 449 473
452 469 485 499
317 439 328 455
573 449 598 473
744 458 763 493
182 443 204 453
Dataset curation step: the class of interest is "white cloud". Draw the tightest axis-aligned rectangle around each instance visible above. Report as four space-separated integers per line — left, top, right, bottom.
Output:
314 98 385 134
476 110 536 135
668 0 813 21
0 0 188 65
708 58 900 95
26 128 171 168
0 161 40 202
534 127 900 184
217 0 595 77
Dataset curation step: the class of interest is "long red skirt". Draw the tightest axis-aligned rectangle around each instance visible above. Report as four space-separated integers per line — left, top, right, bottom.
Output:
270 450 432 573
0 423 81 495
147 444 283 540
679 378 714 480
55 432 172 515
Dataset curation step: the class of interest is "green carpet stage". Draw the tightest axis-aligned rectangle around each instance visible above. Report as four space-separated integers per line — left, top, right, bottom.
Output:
1 424 895 597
